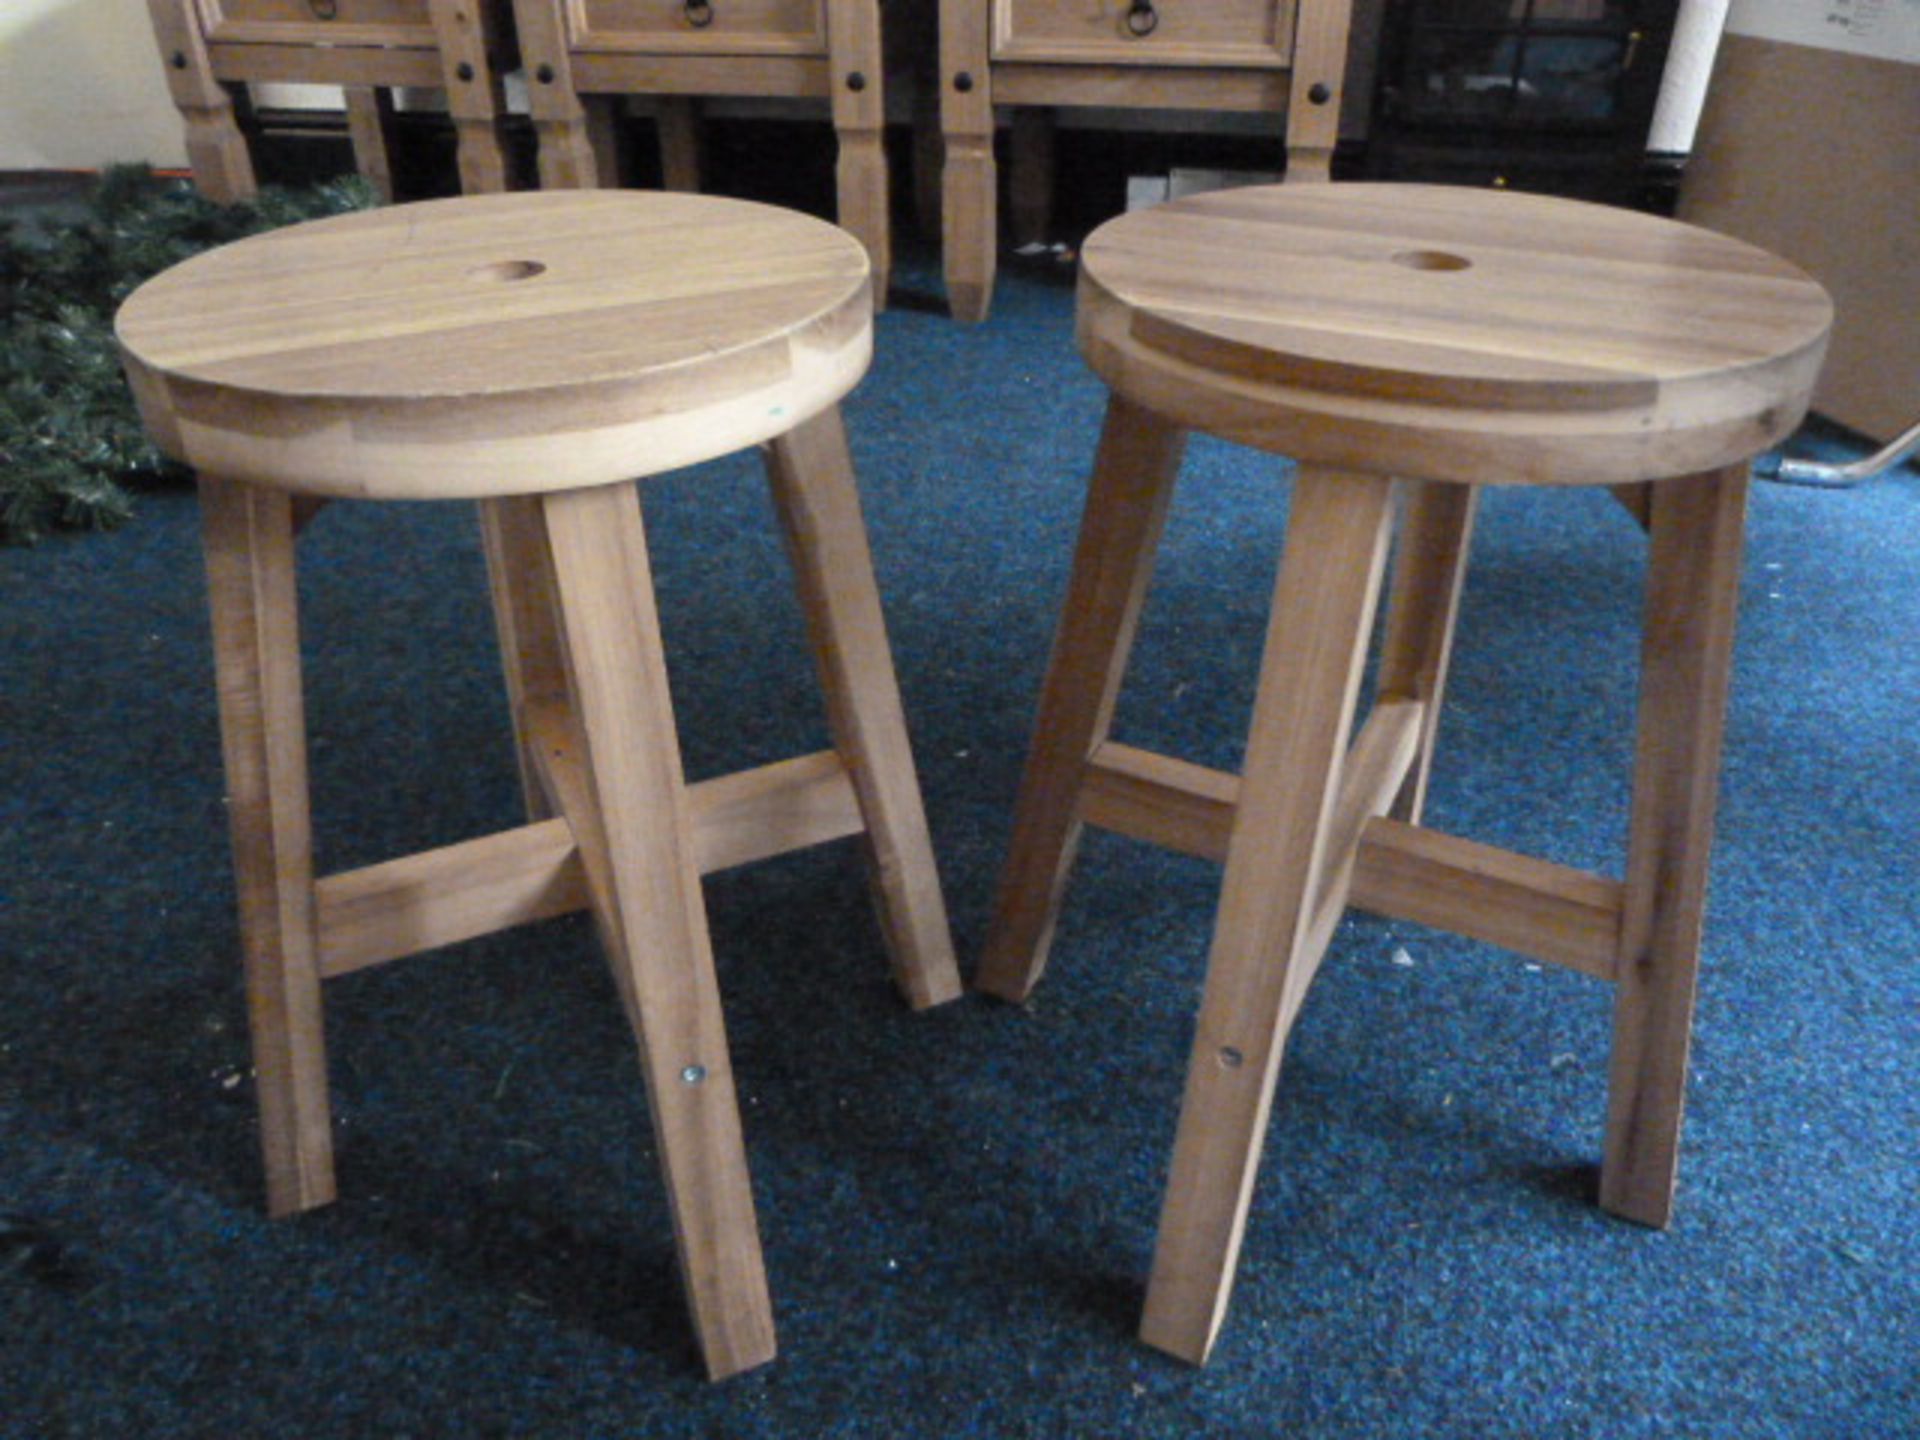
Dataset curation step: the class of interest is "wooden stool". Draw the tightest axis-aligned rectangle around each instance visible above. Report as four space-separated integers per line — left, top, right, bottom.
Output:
145 0 516 203
978 183 1832 1365
115 190 961 1380
937 0 1355 323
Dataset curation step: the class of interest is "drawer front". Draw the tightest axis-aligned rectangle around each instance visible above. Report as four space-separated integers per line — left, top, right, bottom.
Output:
572 0 828 56
992 0 1294 68
197 0 437 47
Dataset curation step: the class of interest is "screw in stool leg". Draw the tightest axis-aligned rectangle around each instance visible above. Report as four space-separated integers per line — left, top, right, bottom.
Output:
976 394 1187 1003
1140 466 1395 1366
764 407 961 1010
541 482 776 1380
198 476 335 1217
1603 464 1749 1228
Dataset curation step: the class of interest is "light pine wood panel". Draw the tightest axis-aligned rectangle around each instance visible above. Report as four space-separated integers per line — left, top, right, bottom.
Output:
575 0 827 53
147 0 257 202
117 191 873 498
203 41 445 84
975 395 1186 1003
992 0 1291 68
1080 742 1236 863
1140 465 1394 1366
314 819 587 976
527 699 869 874
568 51 831 96
765 409 962 1010
1088 184 1832 407
1349 819 1624 980
200 0 436 46
542 482 776 1381
993 64 1291 111
198 476 336 1217
1078 183 1834 484
1602 466 1749 1228
1377 480 1477 824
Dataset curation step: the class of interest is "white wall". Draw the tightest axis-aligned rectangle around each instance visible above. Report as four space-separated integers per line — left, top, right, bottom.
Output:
0 0 188 169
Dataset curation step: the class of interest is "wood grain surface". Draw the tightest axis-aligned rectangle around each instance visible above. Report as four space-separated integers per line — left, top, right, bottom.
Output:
1078 183 1834 484
117 190 872 498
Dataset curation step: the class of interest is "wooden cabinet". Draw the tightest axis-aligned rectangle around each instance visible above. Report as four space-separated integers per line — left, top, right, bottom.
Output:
145 0 514 201
992 0 1293 68
194 0 438 45
511 0 892 303
1365 0 1680 206
940 0 1354 322
571 0 828 51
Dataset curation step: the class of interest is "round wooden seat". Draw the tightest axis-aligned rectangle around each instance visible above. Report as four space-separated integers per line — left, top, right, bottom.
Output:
117 190 872 498
1076 183 1832 485
981 182 1835 1368
116 190 957 1383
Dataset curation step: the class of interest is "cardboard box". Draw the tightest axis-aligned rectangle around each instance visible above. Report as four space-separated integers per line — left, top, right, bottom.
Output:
1679 29 1920 442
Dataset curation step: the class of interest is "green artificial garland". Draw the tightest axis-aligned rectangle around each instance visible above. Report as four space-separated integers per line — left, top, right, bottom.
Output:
1 165 377 546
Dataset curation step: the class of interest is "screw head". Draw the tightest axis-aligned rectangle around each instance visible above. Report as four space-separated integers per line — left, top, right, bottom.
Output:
1308 82 1332 105
954 71 974 93
455 61 475 82
171 50 188 69
681 1065 708 1085
536 63 555 84
846 71 866 92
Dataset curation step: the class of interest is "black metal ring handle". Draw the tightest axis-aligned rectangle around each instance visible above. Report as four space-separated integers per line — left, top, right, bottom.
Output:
684 0 714 28
1125 1 1158 37
308 0 338 18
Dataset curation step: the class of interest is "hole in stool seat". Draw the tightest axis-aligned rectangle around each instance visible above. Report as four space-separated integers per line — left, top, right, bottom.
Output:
467 259 548 283
1391 249 1473 273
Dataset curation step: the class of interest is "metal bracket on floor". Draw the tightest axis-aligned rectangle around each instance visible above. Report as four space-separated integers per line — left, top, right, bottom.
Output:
1756 414 1920 488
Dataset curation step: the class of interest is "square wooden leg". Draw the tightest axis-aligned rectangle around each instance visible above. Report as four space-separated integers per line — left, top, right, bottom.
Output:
975 394 1187 1002
342 87 399 203
651 97 703 191
939 0 996 323
827 0 891 308
146 0 257 204
764 408 961 1010
430 0 514 195
541 483 777 1381
198 476 335 1217
1377 480 1478 824
1140 465 1396 1366
477 497 567 823
1602 464 1749 1227
512 0 601 190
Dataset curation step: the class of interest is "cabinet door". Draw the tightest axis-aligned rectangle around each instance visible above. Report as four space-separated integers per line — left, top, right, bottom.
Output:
572 0 828 55
992 0 1295 69
1385 0 1668 129
197 0 437 46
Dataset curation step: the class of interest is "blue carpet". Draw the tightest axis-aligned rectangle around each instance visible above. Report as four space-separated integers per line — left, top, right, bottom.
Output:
2 250 1916 1437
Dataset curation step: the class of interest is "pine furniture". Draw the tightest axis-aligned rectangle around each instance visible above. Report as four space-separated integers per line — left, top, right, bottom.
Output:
145 0 516 202
979 181 1832 1364
510 0 892 302
937 0 1356 322
114 189 961 1380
